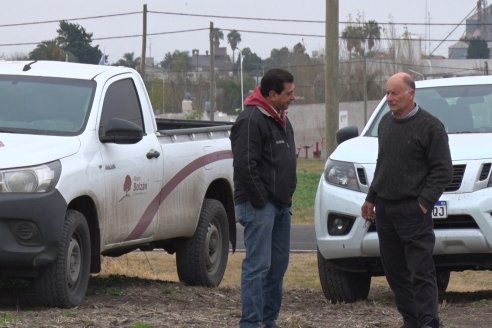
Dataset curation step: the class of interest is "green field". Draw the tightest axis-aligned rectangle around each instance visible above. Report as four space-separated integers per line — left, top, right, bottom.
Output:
291 159 325 224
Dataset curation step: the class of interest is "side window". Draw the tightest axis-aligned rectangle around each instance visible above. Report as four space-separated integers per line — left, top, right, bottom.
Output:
100 78 144 133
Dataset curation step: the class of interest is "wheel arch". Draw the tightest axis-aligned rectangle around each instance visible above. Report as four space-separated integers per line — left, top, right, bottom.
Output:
204 178 236 251
67 196 101 273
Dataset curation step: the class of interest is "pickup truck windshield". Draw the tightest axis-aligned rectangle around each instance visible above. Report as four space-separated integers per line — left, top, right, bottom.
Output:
367 84 492 136
0 76 96 136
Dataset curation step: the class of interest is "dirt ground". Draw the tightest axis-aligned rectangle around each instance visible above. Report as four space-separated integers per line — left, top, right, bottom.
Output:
1 275 492 328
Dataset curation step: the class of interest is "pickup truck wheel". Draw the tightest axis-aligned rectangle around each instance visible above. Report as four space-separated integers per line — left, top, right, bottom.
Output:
176 199 229 287
317 249 371 303
34 210 91 308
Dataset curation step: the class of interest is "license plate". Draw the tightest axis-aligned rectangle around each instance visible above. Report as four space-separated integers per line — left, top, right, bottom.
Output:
432 201 447 219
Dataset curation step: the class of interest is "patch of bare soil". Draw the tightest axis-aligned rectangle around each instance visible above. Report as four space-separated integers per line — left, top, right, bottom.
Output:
1 276 492 328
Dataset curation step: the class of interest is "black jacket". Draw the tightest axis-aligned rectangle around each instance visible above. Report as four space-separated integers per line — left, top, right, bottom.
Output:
230 105 297 209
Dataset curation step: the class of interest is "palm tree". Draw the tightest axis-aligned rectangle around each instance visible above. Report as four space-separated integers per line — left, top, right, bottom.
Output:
364 20 381 53
227 30 242 65
341 25 365 58
29 40 66 61
114 52 140 69
210 28 224 50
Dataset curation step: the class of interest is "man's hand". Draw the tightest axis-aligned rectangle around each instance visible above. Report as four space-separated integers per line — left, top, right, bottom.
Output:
361 201 375 221
419 202 428 214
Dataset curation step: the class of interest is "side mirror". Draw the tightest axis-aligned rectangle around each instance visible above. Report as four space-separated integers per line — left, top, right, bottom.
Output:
336 125 359 145
99 117 143 144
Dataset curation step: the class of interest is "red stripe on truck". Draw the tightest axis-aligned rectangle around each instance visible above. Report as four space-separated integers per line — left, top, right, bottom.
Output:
125 149 233 241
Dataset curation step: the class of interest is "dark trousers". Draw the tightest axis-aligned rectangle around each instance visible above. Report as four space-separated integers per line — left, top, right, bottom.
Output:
375 198 439 328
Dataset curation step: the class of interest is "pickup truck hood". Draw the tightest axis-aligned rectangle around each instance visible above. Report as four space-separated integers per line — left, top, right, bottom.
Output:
330 134 492 164
0 133 80 168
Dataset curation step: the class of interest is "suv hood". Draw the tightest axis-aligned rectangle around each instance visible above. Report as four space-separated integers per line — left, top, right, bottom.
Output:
0 134 80 168
330 134 492 164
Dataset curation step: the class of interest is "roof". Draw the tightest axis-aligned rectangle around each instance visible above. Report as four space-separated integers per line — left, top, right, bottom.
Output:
0 60 135 80
417 75 492 88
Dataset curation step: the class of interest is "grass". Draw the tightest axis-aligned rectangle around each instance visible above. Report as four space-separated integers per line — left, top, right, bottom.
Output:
292 159 325 224
99 251 492 295
99 252 322 289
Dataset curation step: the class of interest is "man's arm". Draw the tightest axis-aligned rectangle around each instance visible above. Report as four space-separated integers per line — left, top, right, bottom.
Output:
419 122 453 210
231 113 269 208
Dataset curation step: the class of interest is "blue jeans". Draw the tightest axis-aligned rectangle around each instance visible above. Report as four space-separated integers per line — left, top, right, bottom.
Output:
235 201 291 328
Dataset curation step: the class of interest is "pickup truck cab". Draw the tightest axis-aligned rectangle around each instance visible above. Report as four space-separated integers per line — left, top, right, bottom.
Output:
315 75 492 303
0 60 235 307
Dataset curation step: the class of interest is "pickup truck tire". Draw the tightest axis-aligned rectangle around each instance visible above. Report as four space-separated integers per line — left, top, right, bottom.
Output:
34 210 91 308
176 199 229 287
317 250 371 303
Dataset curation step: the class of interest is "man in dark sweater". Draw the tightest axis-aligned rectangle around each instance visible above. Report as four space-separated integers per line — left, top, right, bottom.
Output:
361 72 452 328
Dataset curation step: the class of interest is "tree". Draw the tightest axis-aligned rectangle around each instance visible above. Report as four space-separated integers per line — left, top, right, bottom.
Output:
227 30 242 66
341 24 365 57
114 52 140 69
264 47 291 70
210 28 224 49
240 47 263 76
160 50 191 72
160 51 193 114
466 37 489 59
293 42 307 55
364 20 381 52
55 21 103 64
29 40 66 61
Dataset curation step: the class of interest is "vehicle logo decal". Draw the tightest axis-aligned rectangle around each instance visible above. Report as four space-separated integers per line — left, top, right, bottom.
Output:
0 141 4 148
119 175 132 201
125 150 232 241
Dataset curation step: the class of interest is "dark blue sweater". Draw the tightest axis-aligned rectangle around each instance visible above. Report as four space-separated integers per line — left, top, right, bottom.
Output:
366 108 453 210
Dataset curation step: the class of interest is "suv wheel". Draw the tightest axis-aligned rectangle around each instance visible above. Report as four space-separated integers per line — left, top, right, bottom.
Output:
317 249 371 303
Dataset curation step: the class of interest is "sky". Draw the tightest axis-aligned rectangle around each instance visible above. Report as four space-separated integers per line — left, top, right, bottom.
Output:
0 0 483 64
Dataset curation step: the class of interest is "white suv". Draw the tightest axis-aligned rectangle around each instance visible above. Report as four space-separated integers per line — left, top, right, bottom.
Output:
315 75 492 303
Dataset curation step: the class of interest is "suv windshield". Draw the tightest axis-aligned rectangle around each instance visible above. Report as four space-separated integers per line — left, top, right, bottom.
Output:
0 75 96 136
366 84 492 136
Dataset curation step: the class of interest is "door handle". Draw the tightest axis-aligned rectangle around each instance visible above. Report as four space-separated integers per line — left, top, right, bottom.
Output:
146 149 160 159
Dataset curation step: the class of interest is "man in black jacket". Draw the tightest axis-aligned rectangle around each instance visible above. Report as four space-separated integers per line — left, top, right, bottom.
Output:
362 72 452 328
230 68 296 328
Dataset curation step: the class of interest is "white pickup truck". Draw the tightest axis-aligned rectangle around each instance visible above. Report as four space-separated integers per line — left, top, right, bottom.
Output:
0 60 235 308
315 75 492 303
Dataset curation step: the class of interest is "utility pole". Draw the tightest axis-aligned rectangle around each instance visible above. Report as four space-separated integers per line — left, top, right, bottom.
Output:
325 0 339 156
209 22 215 121
140 4 147 79
363 49 367 124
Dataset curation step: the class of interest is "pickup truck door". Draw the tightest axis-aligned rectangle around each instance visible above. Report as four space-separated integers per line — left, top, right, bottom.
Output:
97 76 163 246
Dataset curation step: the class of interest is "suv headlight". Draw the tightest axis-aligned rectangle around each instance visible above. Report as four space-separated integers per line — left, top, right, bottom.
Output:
0 161 61 193
323 159 361 192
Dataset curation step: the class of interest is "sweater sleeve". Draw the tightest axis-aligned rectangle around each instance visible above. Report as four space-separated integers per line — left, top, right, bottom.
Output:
230 112 269 208
419 121 453 210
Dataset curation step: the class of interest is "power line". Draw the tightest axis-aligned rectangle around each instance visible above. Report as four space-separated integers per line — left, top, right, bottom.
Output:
0 9 482 29
0 26 475 49
0 12 140 28
150 10 480 27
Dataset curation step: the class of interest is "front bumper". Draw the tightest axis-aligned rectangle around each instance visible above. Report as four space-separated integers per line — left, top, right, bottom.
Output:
315 178 492 267
0 189 67 276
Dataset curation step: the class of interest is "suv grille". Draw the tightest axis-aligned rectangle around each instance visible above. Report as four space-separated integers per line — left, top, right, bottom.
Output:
479 163 491 181
445 164 466 192
357 168 367 185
